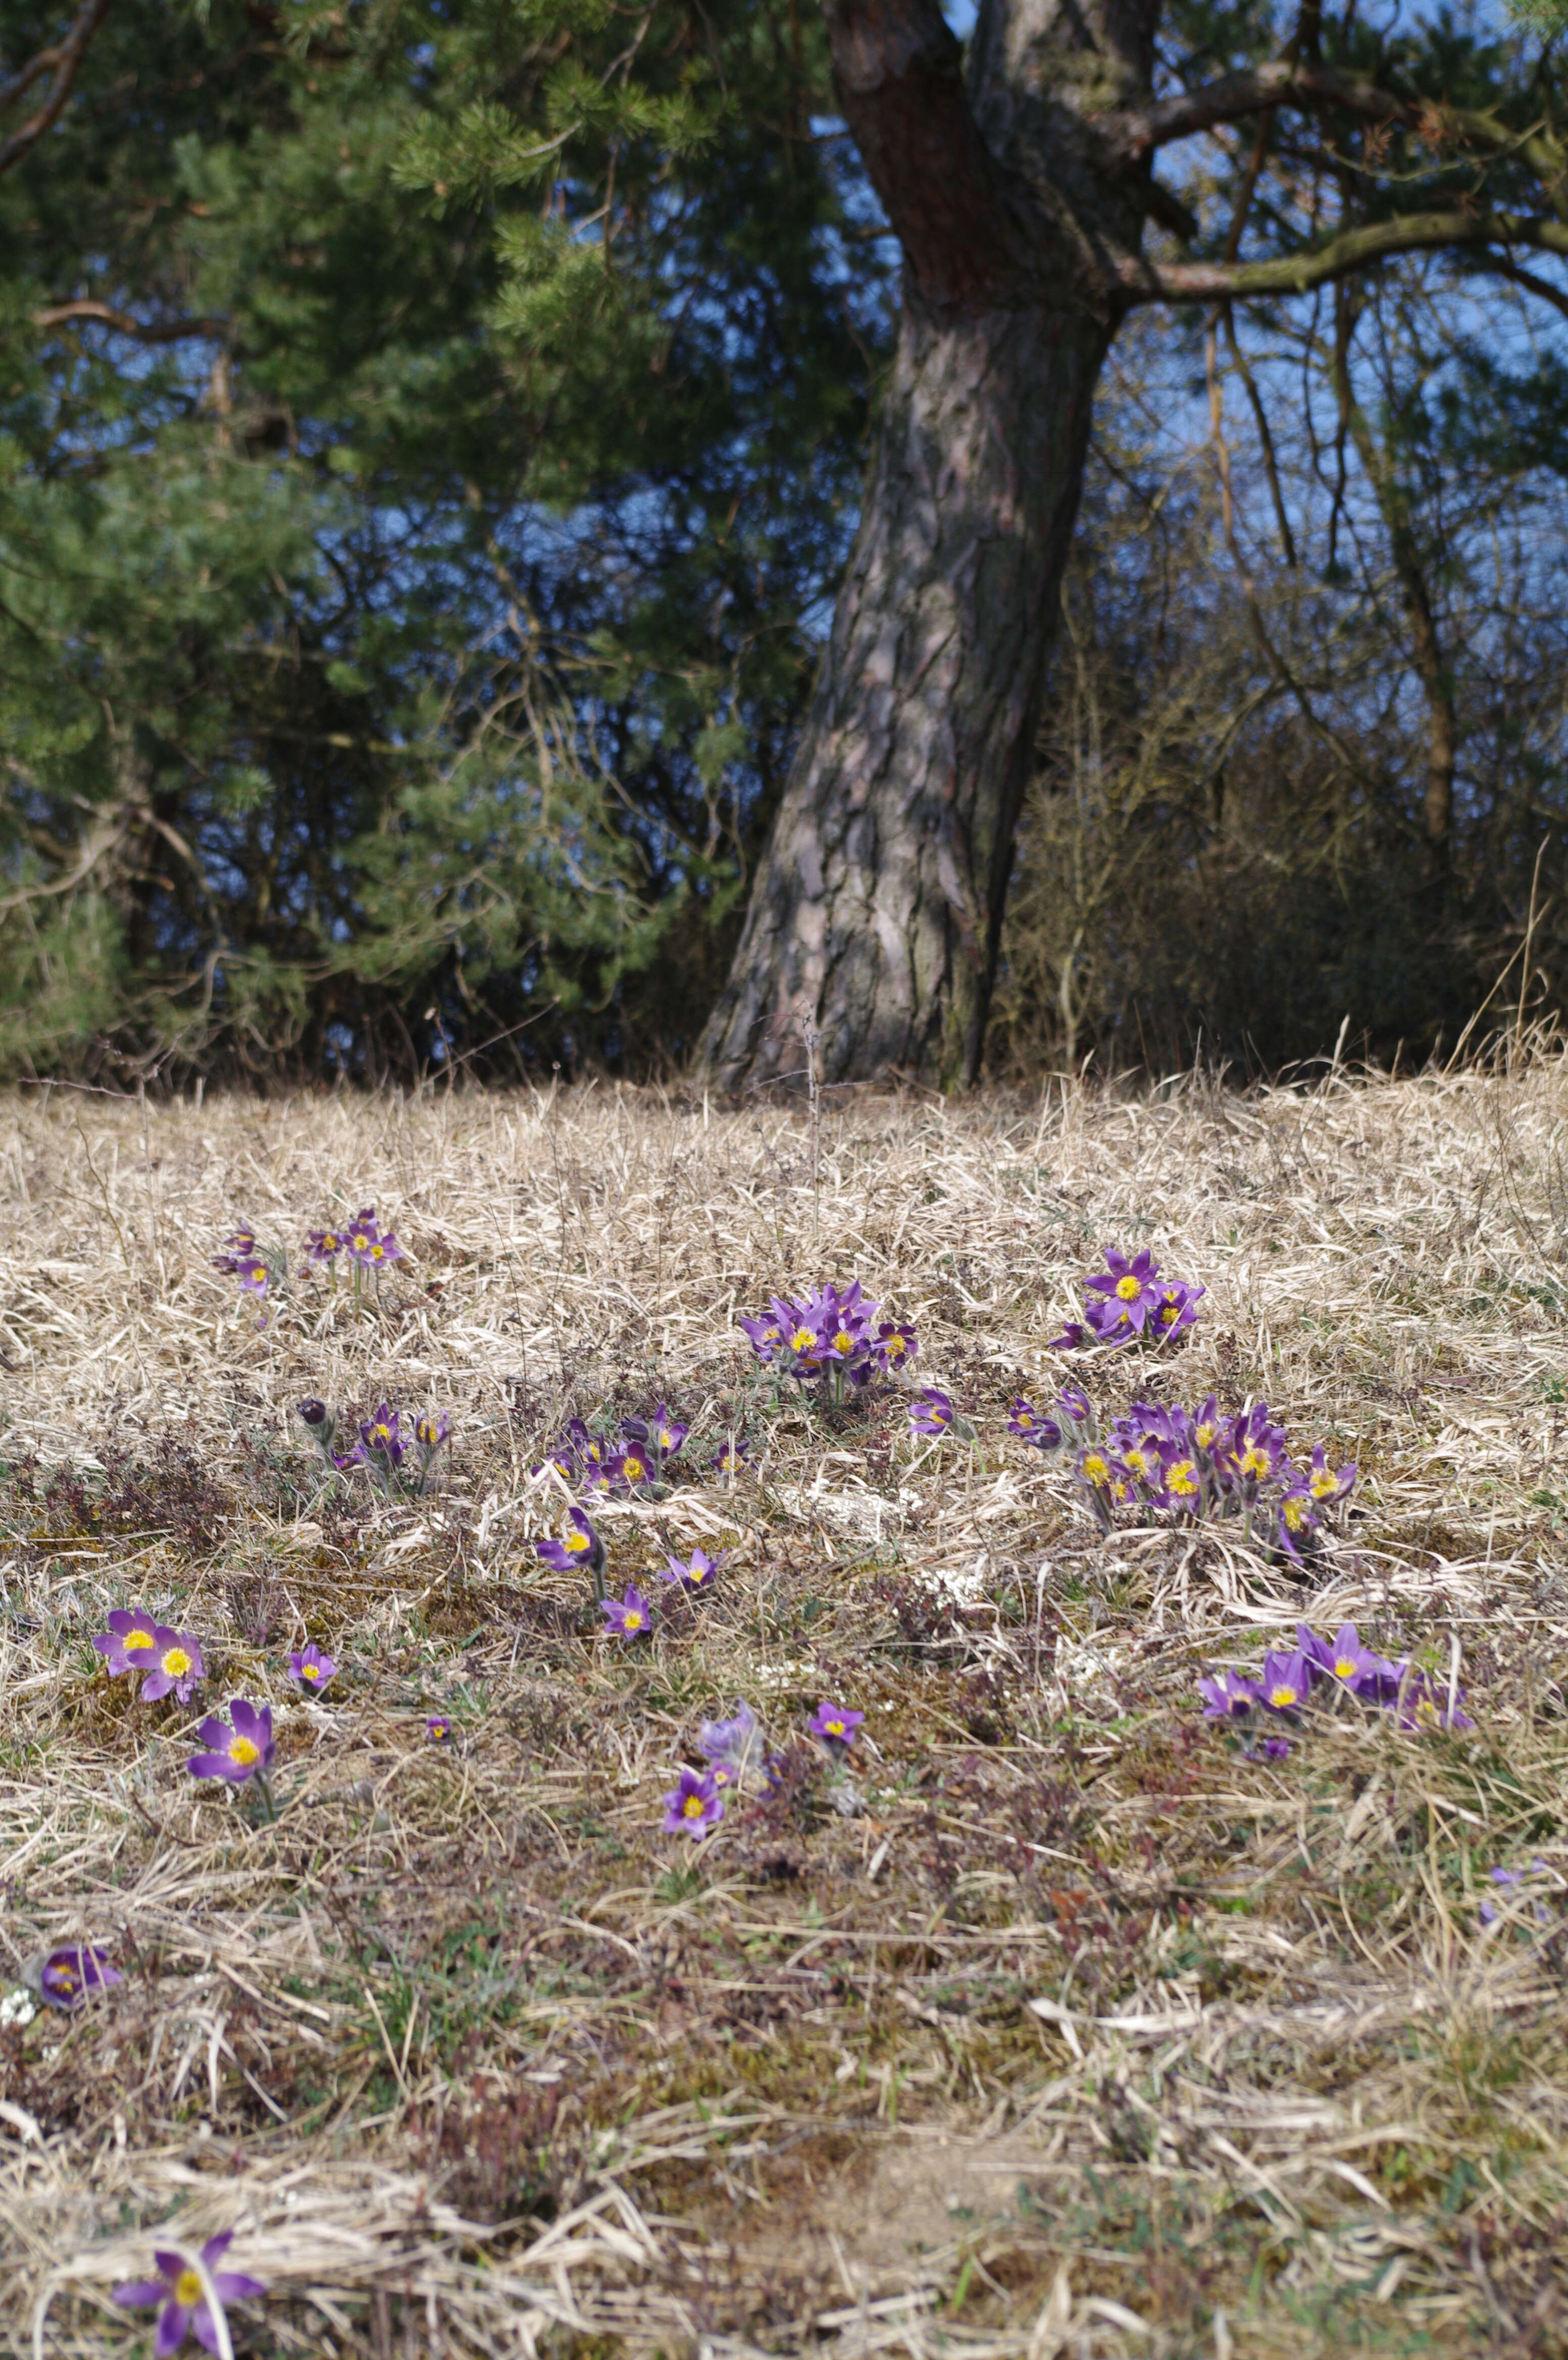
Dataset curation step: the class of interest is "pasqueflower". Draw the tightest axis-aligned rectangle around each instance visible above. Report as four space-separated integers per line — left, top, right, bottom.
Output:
40 1943 122 2009
662 1767 723 1839
93 1607 160 1679
535 1507 606 1579
125 1625 205 1704
114 2231 265 2355
809 1699 864 1747
1008 1397 1062 1449
601 1584 653 1638
662 1547 724 1594
1085 1248 1164 1337
187 1700 275 1784
288 1643 336 1691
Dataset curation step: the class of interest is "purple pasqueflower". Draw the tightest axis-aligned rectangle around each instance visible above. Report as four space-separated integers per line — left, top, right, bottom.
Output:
1199 1669 1261 1719
1227 1403 1289 1493
1117 1435 1168 1501
235 1256 270 1298
710 1436 750 1473
426 1713 453 1742
1276 1489 1321 1560
125 1625 205 1705
1048 1321 1088 1352
415 1410 451 1456
345 1212 380 1266
1190 1395 1224 1457
1162 1450 1203 1509
1085 1248 1163 1337
807 1281 878 1361
1008 1397 1062 1450
808 1698 864 1747
1389 1670 1476 1733
1257 1648 1313 1715
700 1700 761 1787
1245 1735 1292 1762
662 1547 724 1594
93 1606 161 1679
288 1642 336 1691
306 1226 344 1265
1151 1281 1204 1342
1305 1442 1356 1506
187 1699 275 1784
1074 1445 1125 1531
907 1386 962 1438
622 1405 688 1467
210 1230 258 1274
739 1311 787 1363
662 1766 724 1839
1298 1621 1384 1694
873 1318 918 1369
604 1446 655 1492
1056 1382 1094 1435
363 1227 405 1272
114 2230 265 2356
294 1398 338 1457
39 1943 122 2009
359 1403 405 1467
535 1505 605 1577
601 1583 654 1638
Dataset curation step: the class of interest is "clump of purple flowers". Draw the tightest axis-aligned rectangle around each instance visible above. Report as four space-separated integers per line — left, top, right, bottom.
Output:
305 1397 454 1496
1051 1248 1203 1353
1199 1621 1475 1739
741 1282 916 1406
537 1407 690 1494
1012 1387 1355 1556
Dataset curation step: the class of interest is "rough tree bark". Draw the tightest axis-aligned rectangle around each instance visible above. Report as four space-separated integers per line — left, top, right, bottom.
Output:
699 0 1157 1090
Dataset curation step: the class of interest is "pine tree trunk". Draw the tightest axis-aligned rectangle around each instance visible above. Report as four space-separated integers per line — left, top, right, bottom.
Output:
700 289 1110 1089
697 0 1156 1090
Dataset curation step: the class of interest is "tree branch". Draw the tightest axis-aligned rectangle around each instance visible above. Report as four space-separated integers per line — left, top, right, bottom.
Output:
823 0 1028 308
33 299 227 342
0 0 114 180
1120 208 1568 305
1098 59 1563 183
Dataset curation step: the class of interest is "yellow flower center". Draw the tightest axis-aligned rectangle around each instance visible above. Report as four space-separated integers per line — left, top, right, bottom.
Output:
370 1243 385 1260
1167 1460 1198 1496
174 2269 204 2307
823 1719 844 1737
302 1664 321 1681
886 1334 906 1356
1310 1469 1338 1498
1126 1448 1152 1478
162 1648 191 1678
1268 1684 1298 1710
1016 1411 1033 1428
1083 1453 1110 1485
659 1429 675 1449
1334 1655 1358 1680
1115 1274 1142 1300
623 1611 643 1632
230 1736 261 1766
565 1530 589 1553
791 1327 816 1354
623 1456 646 1483
1415 1696 1440 1727
353 1234 369 1251
55 1966 79 1991
833 1329 854 1354
1240 1447 1270 1479
683 1794 706 1818
1160 1302 1180 1324
124 1628 154 1653
1284 1498 1310 1530
1196 1423 1216 1448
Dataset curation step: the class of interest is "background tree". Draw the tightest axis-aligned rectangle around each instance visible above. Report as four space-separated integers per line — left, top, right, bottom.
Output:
695 0 1568 1087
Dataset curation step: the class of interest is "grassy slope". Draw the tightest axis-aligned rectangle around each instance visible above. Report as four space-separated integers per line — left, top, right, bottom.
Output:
3 1069 1568 2358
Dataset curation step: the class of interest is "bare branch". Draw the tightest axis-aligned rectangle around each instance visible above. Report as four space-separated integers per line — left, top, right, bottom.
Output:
1098 60 1563 184
0 0 114 181
33 299 227 343
1120 208 1568 305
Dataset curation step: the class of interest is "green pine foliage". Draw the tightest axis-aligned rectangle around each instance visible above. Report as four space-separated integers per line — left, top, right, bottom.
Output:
0 0 889 1080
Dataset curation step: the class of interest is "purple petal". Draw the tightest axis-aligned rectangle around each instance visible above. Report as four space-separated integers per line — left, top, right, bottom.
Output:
113 2282 169 2310
155 2300 190 2357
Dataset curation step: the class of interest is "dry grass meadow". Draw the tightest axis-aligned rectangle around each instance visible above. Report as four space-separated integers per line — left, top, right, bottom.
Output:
5 1062 1568 2359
